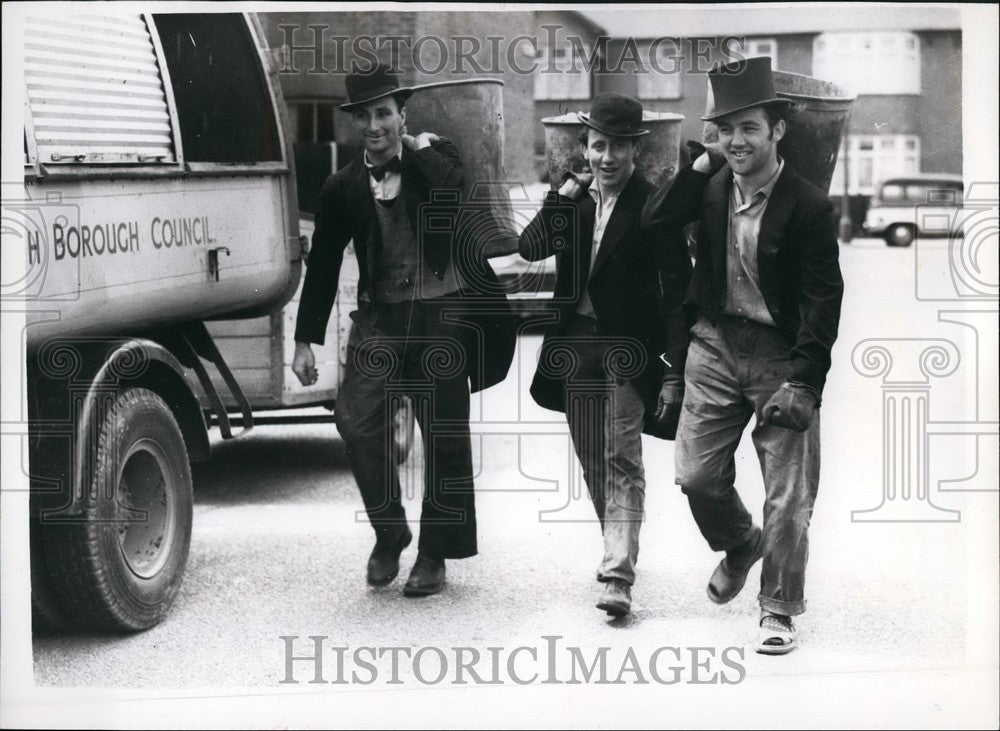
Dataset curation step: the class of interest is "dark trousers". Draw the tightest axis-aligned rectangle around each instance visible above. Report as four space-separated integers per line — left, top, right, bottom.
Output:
335 300 477 559
674 316 821 616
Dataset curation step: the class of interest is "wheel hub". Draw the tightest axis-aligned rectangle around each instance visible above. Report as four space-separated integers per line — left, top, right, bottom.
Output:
117 439 175 579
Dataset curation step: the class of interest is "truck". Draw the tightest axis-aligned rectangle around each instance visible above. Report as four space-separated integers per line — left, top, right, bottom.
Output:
14 11 406 633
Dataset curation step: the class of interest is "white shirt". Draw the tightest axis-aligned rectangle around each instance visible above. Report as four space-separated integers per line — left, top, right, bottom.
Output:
364 147 403 201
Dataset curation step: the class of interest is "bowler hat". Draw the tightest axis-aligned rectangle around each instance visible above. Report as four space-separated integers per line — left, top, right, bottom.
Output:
340 63 412 111
701 56 794 122
578 93 649 138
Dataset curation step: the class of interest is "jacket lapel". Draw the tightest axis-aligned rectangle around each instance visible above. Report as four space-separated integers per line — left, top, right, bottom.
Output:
702 166 731 284
575 194 597 294
589 173 643 277
757 164 797 257
399 148 422 229
344 157 378 278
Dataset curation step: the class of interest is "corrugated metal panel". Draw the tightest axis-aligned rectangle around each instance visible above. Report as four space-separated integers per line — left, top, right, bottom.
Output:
24 14 175 164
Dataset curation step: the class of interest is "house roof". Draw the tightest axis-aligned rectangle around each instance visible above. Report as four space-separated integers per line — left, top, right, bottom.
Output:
578 3 961 38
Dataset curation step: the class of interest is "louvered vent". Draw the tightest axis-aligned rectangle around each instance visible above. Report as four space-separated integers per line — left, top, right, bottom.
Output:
24 14 176 164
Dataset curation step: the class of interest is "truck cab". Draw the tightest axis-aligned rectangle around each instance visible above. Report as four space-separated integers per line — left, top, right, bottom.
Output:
17 11 304 632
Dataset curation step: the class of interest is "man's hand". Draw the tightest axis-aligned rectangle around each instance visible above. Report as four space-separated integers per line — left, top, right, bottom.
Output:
558 170 593 200
292 341 318 386
654 376 685 428
401 131 440 151
761 382 817 431
688 139 727 174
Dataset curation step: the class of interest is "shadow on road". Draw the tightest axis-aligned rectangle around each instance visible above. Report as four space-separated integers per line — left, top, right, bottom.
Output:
193 429 352 505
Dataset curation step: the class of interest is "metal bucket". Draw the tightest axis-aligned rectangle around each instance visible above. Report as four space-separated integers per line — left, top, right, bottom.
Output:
404 78 517 257
703 71 855 193
541 111 686 190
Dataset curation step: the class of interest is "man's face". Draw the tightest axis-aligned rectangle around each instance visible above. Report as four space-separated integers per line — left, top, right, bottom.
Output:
583 129 637 191
715 106 785 178
350 96 405 158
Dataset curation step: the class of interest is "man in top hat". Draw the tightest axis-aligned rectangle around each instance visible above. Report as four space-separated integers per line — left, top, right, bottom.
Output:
519 92 693 617
642 57 844 652
293 63 515 597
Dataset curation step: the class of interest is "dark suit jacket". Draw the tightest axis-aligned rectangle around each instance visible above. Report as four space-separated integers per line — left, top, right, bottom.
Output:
519 173 692 438
294 139 515 393
642 162 844 396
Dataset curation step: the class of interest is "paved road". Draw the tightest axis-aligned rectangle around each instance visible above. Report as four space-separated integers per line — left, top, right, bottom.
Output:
27 238 999 727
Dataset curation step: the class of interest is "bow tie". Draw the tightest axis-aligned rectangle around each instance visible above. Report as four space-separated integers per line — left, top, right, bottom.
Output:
369 157 403 182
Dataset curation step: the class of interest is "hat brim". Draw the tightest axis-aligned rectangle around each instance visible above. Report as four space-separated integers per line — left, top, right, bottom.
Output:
701 97 795 123
578 114 649 138
340 87 413 111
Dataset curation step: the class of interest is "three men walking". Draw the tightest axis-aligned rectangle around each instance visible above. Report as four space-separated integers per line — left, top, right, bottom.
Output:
295 56 842 654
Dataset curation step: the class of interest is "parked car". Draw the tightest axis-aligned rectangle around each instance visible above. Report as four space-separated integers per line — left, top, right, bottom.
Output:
863 173 964 247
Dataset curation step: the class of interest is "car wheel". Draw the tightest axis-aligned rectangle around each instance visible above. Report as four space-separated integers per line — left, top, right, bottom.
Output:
885 224 916 247
41 388 193 632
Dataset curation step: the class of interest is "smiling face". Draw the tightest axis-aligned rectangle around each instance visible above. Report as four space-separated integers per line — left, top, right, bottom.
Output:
583 129 638 193
350 96 405 163
715 106 785 181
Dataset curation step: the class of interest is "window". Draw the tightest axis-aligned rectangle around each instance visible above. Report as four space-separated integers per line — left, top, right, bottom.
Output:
637 40 682 100
153 13 281 163
292 102 336 144
534 45 591 100
736 37 779 69
23 13 176 164
829 135 921 196
813 32 920 95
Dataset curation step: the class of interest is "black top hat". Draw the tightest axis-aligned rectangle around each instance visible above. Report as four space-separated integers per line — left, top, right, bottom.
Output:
701 56 794 122
578 92 649 138
340 63 413 111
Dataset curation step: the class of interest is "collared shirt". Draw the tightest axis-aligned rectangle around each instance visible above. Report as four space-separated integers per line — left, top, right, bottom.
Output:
721 159 784 326
364 147 403 201
575 175 627 317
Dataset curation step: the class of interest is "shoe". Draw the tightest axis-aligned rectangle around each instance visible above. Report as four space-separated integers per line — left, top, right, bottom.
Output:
402 553 446 597
596 579 632 617
707 525 763 604
755 612 798 655
366 526 412 586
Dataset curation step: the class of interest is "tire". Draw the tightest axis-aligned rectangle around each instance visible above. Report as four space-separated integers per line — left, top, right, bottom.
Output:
30 514 70 633
392 395 415 465
41 388 193 632
885 223 915 247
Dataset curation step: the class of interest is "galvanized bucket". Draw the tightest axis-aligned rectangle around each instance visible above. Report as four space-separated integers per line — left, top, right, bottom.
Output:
703 71 855 194
541 111 686 190
404 78 517 258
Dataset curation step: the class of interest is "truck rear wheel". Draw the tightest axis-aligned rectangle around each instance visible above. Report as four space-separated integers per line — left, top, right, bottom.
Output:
42 388 193 632
30 515 70 632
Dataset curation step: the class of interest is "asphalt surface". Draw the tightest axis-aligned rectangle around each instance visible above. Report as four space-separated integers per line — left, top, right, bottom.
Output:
26 238 1000 727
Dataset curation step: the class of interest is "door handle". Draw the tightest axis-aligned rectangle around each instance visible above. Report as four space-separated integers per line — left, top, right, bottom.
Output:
208 247 231 281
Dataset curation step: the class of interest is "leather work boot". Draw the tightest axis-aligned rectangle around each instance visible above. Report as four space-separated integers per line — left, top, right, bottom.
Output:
707 524 763 604
402 553 446 597
366 526 412 586
596 578 632 617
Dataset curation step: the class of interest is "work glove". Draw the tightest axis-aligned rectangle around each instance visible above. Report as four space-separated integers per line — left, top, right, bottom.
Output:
760 382 817 432
654 375 685 431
